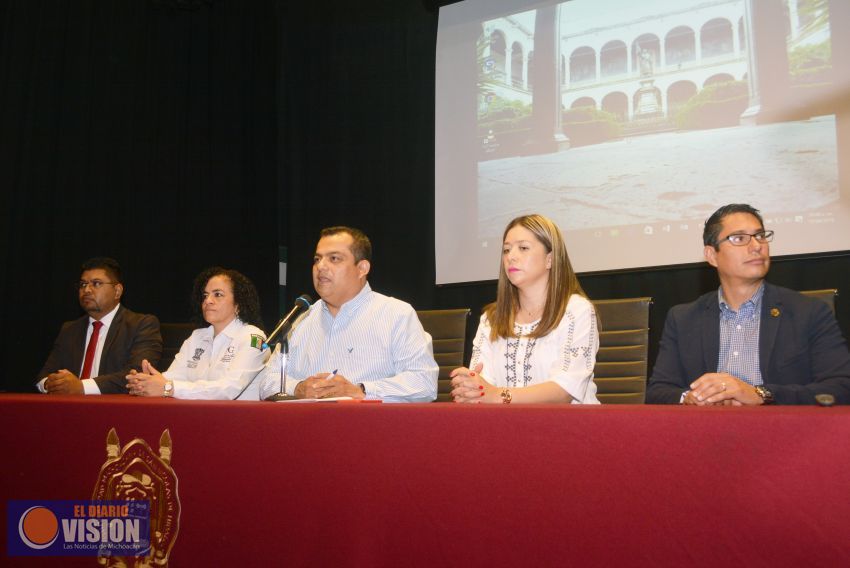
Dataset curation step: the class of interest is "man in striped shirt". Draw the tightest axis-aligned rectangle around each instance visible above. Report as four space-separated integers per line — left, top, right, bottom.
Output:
283 226 438 402
647 204 850 405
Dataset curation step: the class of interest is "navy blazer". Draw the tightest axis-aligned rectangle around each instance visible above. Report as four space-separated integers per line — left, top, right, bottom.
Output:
37 305 162 394
647 283 850 405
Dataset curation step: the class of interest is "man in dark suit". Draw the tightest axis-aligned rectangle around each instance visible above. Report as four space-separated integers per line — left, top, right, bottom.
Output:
38 257 162 395
647 204 850 405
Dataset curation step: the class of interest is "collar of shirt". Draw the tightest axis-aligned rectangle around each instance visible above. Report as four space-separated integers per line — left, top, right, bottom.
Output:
320 282 373 323
199 318 245 360
89 303 121 329
718 283 765 319
199 318 245 343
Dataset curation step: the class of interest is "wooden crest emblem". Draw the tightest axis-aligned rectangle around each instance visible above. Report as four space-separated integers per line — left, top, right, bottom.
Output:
92 429 180 566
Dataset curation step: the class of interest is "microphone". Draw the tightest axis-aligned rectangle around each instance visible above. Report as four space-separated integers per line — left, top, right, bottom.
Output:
262 294 312 350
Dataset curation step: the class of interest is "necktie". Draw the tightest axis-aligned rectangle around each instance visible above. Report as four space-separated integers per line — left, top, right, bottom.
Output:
80 321 104 380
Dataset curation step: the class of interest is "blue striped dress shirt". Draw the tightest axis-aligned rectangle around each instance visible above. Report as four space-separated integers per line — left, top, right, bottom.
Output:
283 283 438 402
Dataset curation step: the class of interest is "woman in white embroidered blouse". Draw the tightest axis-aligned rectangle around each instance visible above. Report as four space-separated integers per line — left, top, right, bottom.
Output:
451 214 600 404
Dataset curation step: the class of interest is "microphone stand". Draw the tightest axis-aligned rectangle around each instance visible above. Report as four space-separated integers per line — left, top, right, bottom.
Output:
263 338 298 401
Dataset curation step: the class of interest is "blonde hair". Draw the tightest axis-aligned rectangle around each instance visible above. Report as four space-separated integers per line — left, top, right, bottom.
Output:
484 214 589 340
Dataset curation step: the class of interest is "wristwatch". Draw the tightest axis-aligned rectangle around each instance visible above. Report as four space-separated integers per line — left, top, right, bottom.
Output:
163 380 174 398
754 385 774 405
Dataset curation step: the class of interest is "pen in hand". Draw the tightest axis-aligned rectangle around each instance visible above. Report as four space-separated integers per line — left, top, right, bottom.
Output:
326 369 338 380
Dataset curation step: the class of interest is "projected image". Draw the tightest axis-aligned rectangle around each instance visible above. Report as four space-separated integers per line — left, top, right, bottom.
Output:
435 0 849 283
477 0 836 233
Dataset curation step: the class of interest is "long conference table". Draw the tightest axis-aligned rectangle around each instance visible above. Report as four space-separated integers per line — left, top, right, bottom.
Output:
2 393 849 567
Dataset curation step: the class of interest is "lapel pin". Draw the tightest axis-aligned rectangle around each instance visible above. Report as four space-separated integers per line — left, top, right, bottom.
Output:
770 308 780 317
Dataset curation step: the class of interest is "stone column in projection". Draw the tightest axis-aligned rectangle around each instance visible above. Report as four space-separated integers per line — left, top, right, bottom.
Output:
829 0 850 201
528 4 569 154
739 0 794 124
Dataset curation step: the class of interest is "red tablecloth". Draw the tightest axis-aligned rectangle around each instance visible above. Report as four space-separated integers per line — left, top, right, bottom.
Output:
2 394 849 566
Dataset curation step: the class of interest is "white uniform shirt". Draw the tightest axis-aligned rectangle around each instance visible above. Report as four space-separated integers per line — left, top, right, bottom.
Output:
164 318 268 400
470 294 600 404
267 283 438 403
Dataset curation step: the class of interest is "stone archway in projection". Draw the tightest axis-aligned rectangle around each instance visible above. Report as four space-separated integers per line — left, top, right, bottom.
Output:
511 42 524 87
704 73 735 87
602 91 628 121
571 96 596 109
601 40 627 78
665 26 695 66
490 30 507 77
701 18 733 58
570 46 596 83
667 80 697 117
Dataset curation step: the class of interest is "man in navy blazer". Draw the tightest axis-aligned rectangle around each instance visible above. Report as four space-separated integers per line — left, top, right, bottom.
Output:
37 258 162 395
647 204 850 405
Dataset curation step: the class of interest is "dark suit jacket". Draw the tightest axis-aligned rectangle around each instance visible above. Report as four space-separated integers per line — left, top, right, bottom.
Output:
647 283 850 405
37 305 162 394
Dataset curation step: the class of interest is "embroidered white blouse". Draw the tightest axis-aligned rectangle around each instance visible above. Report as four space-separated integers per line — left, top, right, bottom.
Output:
469 294 600 404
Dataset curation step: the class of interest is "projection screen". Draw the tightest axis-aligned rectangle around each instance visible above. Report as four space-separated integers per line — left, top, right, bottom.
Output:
435 0 850 284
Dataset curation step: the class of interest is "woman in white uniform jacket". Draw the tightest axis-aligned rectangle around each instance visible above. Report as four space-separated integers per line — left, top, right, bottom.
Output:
450 214 600 404
127 267 269 400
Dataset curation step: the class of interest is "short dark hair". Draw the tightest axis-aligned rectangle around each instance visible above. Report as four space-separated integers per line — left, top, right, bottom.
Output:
190 267 264 330
80 257 123 284
703 204 764 249
319 226 372 262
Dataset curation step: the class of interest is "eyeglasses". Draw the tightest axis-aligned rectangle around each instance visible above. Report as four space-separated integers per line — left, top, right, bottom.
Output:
77 280 116 290
718 230 774 247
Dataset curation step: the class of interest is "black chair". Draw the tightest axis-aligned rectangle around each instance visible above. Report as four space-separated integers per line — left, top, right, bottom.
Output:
158 323 196 370
416 309 471 402
800 288 837 314
591 297 653 404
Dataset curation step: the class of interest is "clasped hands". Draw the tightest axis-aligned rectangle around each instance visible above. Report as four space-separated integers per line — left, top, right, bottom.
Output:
295 372 365 399
450 363 499 403
44 370 84 395
684 372 764 406
125 359 167 397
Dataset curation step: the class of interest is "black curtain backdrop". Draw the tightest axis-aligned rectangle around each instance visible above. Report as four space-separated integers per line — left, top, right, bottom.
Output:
0 0 279 391
2 0 848 393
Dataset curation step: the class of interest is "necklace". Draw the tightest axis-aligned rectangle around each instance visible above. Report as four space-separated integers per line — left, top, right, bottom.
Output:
520 303 543 319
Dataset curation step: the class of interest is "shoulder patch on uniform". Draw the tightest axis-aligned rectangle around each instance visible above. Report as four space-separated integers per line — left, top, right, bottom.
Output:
250 334 264 350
